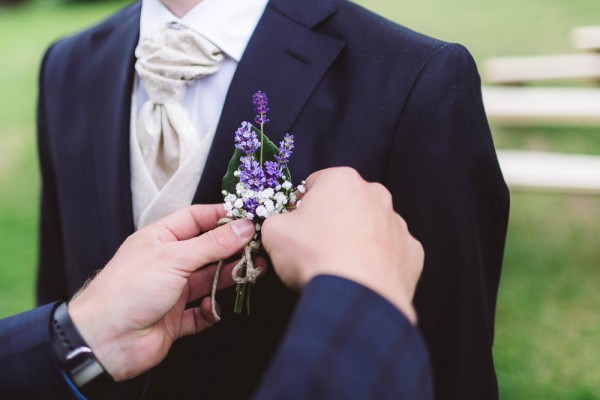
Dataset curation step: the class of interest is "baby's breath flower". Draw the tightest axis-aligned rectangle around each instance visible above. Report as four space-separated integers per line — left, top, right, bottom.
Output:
297 181 306 193
264 199 275 213
255 205 267 218
225 193 237 203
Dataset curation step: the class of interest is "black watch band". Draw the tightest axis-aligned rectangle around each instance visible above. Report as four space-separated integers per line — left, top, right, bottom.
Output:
50 302 116 399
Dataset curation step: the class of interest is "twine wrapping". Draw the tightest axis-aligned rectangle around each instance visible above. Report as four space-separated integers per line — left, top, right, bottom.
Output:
211 218 263 322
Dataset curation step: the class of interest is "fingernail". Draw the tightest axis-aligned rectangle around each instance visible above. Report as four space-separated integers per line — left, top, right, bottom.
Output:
231 219 255 238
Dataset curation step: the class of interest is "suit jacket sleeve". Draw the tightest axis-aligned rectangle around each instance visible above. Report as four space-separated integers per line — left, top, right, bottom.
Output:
0 303 76 399
36 44 69 306
384 43 510 397
253 275 433 400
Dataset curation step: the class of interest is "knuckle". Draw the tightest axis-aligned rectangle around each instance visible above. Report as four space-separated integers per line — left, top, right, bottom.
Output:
205 229 230 253
413 238 424 258
154 246 172 264
396 214 408 231
411 238 425 271
371 183 393 206
336 166 361 182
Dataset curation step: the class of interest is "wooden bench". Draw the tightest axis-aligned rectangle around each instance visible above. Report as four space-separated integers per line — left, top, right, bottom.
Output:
497 150 600 194
571 26 600 51
482 86 600 126
482 53 600 84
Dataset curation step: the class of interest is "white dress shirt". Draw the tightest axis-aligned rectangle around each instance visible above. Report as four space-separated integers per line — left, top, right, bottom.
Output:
131 0 268 228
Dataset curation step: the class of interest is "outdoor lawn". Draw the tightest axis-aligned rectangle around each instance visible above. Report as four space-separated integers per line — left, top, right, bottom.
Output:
0 0 598 398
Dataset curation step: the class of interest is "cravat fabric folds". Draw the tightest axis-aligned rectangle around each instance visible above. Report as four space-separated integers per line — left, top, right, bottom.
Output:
135 22 224 188
132 23 224 228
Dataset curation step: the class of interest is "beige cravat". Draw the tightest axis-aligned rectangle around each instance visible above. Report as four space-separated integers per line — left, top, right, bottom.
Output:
135 22 224 189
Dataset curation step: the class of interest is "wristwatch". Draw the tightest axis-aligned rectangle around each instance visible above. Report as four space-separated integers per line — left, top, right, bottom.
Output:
50 302 116 399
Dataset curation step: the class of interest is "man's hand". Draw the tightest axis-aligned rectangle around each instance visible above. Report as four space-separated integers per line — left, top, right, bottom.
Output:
262 167 424 323
68 205 256 381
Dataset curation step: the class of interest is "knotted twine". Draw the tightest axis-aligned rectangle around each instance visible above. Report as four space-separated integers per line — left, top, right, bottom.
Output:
211 218 263 321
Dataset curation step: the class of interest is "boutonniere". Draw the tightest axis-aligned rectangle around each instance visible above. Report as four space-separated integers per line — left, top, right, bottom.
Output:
210 91 305 320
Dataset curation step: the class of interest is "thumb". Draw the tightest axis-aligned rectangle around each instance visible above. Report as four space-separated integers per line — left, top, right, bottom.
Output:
174 218 256 271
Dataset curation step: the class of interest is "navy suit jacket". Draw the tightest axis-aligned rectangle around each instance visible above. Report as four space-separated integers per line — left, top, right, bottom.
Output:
1 277 432 399
36 0 509 399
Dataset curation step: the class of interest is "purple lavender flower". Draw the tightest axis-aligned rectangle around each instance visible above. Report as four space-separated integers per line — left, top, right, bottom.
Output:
234 121 260 154
274 133 295 165
255 114 270 125
244 198 259 215
264 161 283 188
253 91 270 125
239 156 265 191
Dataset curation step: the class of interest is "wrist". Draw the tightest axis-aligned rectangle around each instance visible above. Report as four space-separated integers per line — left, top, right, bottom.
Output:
307 266 418 324
68 299 127 381
69 299 152 382
50 303 117 398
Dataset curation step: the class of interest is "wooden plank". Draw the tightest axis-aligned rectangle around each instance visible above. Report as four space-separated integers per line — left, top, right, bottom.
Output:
482 53 600 84
482 87 600 126
571 26 600 51
497 150 600 194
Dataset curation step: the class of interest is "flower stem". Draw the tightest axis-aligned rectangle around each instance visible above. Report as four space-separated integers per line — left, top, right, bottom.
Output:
246 285 252 315
260 122 264 166
234 283 245 314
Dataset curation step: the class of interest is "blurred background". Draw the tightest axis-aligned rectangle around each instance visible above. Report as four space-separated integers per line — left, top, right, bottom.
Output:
0 0 598 398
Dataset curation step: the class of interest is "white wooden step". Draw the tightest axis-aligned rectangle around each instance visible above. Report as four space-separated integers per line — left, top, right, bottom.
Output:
483 53 600 84
497 150 600 194
571 26 600 51
482 86 600 126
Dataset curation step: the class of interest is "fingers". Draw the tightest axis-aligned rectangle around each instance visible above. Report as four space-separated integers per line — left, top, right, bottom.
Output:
179 297 218 337
170 218 256 272
178 256 268 338
146 204 228 242
186 259 236 302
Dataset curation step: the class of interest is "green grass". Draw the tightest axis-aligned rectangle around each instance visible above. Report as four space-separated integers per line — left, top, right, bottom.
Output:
0 0 130 313
0 0 599 399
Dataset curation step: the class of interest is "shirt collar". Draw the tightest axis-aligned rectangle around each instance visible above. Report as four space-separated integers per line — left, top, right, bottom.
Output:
140 0 269 62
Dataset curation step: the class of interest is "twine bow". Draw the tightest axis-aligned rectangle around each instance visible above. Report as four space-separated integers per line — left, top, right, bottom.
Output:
211 218 263 321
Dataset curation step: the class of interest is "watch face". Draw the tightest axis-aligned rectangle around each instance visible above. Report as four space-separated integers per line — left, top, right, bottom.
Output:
51 303 116 396
67 348 105 387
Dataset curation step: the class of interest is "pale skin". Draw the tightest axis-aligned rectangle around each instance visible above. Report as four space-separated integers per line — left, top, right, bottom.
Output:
262 167 423 323
161 0 203 18
68 205 257 381
68 167 424 383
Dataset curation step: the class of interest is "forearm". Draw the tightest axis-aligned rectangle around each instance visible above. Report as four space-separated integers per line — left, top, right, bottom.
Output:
253 275 433 400
0 303 76 399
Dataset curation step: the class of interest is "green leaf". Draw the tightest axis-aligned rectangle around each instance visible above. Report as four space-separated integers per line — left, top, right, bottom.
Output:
221 125 292 194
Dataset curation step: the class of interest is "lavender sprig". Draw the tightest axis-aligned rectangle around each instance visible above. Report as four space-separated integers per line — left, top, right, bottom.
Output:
221 91 298 315
234 122 260 154
253 91 270 125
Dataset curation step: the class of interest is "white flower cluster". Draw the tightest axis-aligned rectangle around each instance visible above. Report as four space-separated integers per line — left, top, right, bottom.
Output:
222 181 296 221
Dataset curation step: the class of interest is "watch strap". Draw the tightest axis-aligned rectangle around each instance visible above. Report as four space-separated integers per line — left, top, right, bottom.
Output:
50 302 116 399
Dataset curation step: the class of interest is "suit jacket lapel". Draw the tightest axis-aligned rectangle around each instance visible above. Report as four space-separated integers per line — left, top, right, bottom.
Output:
193 0 344 204
88 3 140 258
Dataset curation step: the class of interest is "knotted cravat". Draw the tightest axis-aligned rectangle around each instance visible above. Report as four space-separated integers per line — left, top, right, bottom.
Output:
135 22 224 189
